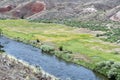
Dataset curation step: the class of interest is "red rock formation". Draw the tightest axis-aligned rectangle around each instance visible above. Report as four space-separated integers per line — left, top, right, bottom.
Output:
0 5 13 13
12 1 46 18
31 1 45 13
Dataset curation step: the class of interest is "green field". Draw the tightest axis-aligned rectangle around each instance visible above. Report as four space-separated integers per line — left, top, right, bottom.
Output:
0 19 120 70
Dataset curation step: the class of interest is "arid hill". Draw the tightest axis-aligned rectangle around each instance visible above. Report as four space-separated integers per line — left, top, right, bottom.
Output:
0 0 120 22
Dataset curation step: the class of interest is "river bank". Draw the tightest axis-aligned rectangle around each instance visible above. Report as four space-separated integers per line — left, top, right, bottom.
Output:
0 36 108 80
0 52 57 80
0 19 120 79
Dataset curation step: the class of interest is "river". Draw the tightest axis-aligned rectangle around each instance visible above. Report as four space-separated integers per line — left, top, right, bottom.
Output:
0 36 107 80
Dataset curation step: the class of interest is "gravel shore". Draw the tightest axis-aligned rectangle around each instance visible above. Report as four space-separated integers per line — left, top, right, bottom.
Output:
0 53 57 80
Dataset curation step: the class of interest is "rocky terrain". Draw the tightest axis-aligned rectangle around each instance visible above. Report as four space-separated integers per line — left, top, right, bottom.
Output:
0 53 56 80
0 0 120 22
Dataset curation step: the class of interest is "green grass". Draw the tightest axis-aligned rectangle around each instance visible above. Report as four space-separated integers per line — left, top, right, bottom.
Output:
30 19 120 43
0 19 120 69
30 19 108 31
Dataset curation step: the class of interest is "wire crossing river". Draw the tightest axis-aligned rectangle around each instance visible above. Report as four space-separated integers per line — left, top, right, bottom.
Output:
0 36 107 80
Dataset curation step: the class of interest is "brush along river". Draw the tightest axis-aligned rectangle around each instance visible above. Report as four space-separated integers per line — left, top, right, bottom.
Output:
0 36 108 80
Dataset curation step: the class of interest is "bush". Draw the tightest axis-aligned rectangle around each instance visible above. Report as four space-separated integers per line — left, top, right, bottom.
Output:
59 46 63 51
40 45 55 54
94 61 120 80
103 28 120 43
113 51 120 55
0 44 4 52
0 29 2 36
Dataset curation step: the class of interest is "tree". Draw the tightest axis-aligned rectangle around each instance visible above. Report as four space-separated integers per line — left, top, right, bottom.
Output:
0 43 4 52
0 29 2 36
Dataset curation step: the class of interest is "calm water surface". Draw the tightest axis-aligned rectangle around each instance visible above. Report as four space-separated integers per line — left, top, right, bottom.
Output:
0 36 107 80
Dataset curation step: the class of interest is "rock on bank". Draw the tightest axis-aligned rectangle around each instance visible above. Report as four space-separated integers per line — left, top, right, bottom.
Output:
0 53 57 80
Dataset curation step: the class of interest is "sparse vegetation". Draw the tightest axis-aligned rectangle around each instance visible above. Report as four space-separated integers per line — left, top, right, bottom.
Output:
30 19 120 43
103 28 120 43
29 19 108 31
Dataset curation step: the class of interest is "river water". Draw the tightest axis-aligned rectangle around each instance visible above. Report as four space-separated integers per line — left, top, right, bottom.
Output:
0 36 107 80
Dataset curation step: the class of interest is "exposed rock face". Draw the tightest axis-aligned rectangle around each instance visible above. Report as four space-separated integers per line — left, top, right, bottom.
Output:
31 1 45 13
0 0 120 22
82 8 97 13
110 11 120 22
11 1 45 18
0 5 13 13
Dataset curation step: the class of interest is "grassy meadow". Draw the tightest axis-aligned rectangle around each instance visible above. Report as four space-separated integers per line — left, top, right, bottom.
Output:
0 19 120 70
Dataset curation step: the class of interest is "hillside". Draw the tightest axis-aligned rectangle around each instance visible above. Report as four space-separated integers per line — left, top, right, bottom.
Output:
0 0 120 22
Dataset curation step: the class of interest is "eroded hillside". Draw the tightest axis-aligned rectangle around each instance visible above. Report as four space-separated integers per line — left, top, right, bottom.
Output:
0 0 120 22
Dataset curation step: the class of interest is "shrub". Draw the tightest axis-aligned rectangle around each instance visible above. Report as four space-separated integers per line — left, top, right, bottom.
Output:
0 29 2 36
94 61 120 80
107 68 118 80
113 51 120 55
59 46 63 51
40 45 55 54
0 44 4 52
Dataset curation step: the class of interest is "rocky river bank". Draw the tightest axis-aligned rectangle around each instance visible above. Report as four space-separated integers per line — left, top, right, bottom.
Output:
0 53 57 80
